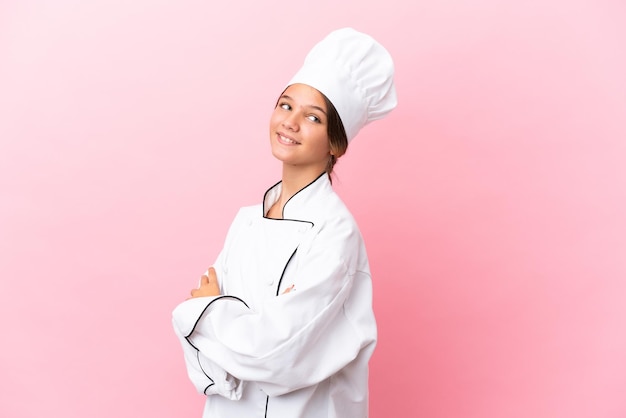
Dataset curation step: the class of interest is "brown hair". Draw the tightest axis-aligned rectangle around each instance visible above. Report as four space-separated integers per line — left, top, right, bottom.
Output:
321 94 348 182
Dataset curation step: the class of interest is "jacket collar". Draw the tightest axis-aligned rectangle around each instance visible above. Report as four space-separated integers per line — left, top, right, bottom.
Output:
262 172 332 223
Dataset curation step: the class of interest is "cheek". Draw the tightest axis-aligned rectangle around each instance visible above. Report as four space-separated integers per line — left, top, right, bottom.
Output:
268 114 277 130
320 129 331 150
314 131 331 153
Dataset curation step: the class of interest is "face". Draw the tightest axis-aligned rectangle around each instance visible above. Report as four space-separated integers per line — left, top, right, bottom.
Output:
269 83 331 173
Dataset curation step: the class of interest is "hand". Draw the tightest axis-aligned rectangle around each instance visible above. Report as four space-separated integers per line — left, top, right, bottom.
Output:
189 267 221 298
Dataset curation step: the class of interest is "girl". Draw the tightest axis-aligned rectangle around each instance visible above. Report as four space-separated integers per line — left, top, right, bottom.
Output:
172 27 397 417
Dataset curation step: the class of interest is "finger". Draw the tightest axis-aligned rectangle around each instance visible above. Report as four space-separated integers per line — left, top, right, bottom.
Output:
207 267 218 284
200 274 209 285
190 288 196 297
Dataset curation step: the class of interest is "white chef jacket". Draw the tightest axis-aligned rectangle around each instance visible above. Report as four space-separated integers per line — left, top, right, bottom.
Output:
172 173 377 417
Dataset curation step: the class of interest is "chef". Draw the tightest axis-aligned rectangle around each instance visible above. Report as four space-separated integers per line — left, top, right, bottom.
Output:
172 27 397 417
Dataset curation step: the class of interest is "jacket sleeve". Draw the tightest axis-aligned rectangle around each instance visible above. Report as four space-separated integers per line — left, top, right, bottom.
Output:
170 209 247 399
171 218 377 396
172 301 244 400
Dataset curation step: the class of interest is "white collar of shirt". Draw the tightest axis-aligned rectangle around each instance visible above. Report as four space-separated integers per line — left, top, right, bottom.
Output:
262 172 333 223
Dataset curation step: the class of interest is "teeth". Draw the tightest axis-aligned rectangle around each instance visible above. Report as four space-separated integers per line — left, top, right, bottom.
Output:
280 135 298 144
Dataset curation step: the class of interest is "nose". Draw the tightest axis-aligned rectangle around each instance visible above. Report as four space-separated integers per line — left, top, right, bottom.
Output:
282 112 299 132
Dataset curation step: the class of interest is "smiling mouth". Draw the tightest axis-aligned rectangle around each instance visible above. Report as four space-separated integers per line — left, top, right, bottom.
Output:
278 133 301 145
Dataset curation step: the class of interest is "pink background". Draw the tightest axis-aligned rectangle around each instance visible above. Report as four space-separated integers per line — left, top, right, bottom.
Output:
1 1 625 417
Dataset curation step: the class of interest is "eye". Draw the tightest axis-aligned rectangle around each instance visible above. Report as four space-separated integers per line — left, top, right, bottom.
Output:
279 102 291 111
307 114 321 123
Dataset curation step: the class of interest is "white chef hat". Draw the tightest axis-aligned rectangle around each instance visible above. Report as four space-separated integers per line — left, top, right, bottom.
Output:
288 27 397 142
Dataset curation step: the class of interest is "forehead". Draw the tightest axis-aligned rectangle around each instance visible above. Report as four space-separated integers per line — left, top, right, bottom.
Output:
282 83 327 110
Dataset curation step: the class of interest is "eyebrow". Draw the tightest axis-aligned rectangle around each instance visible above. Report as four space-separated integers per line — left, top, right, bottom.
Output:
281 94 328 116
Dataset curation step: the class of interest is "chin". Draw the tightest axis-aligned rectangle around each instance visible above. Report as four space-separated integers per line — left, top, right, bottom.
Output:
271 146 293 163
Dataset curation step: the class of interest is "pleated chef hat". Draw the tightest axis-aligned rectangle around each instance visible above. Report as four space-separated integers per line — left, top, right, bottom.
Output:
288 27 397 142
